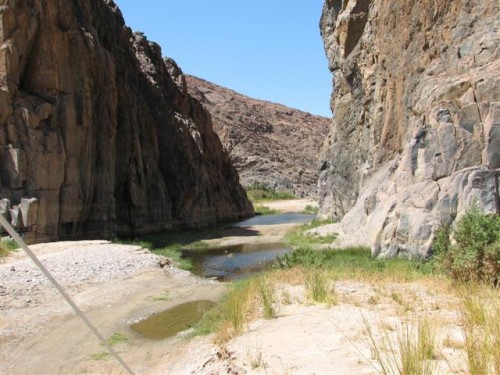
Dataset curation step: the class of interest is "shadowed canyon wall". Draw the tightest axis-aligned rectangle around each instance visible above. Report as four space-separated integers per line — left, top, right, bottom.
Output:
0 0 253 243
319 0 499 257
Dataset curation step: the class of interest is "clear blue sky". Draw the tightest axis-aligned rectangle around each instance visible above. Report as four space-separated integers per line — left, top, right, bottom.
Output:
114 0 332 117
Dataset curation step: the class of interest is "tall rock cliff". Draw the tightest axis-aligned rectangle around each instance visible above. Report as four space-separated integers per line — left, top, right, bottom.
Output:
319 0 500 257
0 0 253 243
185 75 330 196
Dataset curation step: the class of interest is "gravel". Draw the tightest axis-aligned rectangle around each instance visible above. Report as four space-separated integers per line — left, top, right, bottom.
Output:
0 240 162 305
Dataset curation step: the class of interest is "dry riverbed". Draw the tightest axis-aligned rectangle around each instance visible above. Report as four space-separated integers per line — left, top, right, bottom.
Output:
0 199 474 374
0 240 226 374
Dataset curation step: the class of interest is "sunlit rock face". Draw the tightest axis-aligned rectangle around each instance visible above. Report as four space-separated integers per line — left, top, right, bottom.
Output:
0 0 253 243
319 0 499 257
185 75 330 197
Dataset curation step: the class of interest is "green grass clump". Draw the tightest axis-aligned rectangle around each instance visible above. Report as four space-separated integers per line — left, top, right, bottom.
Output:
192 275 279 342
432 205 500 286
151 291 170 301
113 233 210 271
90 352 110 361
0 239 18 257
365 316 436 375
305 268 336 305
245 182 296 203
461 292 500 375
283 218 336 250
104 332 128 346
153 245 193 271
275 247 433 282
302 204 319 215
254 205 278 215
257 277 276 319
192 279 251 340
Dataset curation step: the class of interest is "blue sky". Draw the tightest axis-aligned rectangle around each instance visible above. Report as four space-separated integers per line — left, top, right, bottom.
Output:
115 0 332 117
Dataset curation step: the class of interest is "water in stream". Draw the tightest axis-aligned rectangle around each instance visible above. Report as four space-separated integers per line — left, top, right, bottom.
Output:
180 213 313 280
233 213 314 227
130 213 312 340
130 300 215 340
182 242 291 281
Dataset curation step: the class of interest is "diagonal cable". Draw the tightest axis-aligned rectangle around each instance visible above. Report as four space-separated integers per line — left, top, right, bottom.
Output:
0 215 135 375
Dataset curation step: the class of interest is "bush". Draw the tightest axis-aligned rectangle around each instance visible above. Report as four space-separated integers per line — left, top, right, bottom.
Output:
245 182 296 202
302 204 319 214
432 205 500 286
0 239 18 257
253 205 278 215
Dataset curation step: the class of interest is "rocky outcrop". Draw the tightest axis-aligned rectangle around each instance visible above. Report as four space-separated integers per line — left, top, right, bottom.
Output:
185 75 330 196
0 0 252 243
319 0 500 257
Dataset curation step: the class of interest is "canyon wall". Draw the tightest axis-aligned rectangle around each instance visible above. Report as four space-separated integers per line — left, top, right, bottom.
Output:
0 0 253 243
319 0 499 257
186 75 330 196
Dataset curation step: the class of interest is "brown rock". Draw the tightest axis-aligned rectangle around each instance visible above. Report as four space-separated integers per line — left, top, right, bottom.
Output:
0 0 252 243
185 76 330 196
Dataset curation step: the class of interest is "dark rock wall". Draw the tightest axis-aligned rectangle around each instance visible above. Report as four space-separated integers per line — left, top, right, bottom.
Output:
0 0 252 242
319 0 499 257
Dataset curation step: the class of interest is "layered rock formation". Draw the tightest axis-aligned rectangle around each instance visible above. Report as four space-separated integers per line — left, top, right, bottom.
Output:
186 75 330 196
319 0 500 257
0 0 252 243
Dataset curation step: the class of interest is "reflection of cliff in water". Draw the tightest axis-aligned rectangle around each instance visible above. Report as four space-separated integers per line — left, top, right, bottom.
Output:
183 243 291 281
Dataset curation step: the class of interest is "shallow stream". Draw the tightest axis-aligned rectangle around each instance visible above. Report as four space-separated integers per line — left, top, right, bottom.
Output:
182 242 291 281
130 212 313 340
180 213 313 280
130 300 215 340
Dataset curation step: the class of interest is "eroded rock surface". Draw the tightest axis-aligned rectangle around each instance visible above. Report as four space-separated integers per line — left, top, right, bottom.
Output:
0 0 252 243
186 75 330 196
319 0 500 257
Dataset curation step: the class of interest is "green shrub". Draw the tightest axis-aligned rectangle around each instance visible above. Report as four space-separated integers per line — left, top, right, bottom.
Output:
302 205 319 214
113 238 194 271
245 182 296 203
432 205 500 286
0 239 18 257
274 247 432 282
253 205 278 215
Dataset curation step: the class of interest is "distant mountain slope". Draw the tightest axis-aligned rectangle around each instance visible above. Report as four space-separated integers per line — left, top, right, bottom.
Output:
186 75 330 196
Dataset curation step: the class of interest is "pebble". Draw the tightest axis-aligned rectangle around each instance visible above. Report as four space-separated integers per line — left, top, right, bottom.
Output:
0 243 163 304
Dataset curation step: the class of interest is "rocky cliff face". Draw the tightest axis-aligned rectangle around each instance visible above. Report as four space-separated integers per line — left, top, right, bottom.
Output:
186 75 330 196
0 0 252 243
319 0 500 257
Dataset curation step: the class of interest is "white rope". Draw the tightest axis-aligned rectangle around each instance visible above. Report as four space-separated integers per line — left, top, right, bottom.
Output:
0 215 135 375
